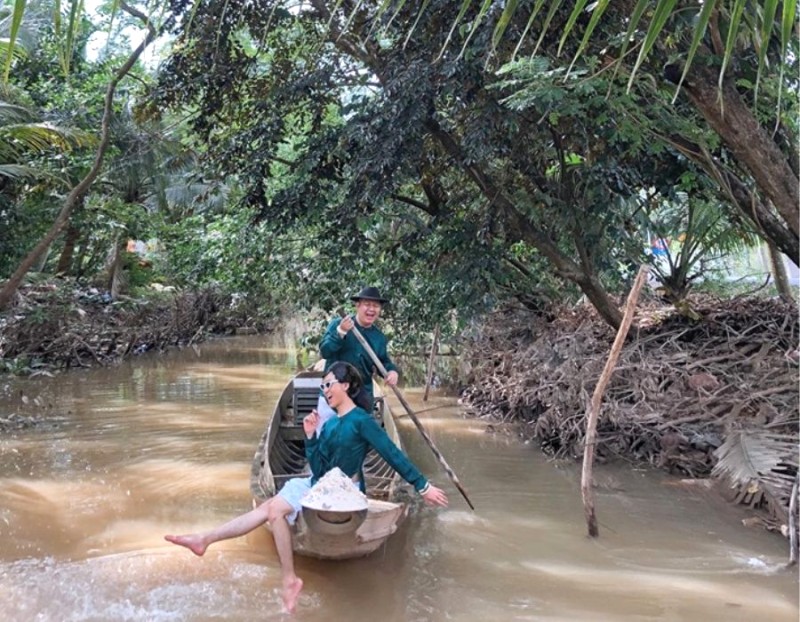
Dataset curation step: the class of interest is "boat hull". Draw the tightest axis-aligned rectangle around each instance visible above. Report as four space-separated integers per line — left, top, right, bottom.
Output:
250 369 409 559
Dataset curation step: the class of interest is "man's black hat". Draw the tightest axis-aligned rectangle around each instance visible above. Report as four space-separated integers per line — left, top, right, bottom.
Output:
350 286 390 304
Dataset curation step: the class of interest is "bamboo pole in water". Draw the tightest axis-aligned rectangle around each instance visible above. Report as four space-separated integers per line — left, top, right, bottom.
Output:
581 266 648 537
789 473 798 566
423 325 440 402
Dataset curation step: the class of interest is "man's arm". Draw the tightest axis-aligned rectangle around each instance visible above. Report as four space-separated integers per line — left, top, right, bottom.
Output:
319 317 345 360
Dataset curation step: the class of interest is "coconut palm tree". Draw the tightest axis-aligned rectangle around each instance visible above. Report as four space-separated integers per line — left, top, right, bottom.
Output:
0 0 160 310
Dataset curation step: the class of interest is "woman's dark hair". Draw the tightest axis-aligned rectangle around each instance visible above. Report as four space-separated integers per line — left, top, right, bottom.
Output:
328 361 363 396
327 361 372 411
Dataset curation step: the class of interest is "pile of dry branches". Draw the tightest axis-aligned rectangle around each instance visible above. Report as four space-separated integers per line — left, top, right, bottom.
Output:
0 281 261 372
461 295 798 478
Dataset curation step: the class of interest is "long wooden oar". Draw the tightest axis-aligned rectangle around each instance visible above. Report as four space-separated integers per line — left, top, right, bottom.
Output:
344 316 475 510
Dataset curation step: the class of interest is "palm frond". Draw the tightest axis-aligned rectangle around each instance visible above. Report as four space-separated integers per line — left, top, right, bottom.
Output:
511 0 547 60
754 0 780 101
436 0 473 62
456 0 493 61
0 162 71 186
0 101 34 123
564 0 611 77
719 0 748 92
491 0 519 53
0 162 40 178
2 0 26 85
0 37 28 62
627 0 678 93
379 1 797 105
54 0 84 77
558 0 592 57
670 0 718 102
0 122 96 155
713 428 798 524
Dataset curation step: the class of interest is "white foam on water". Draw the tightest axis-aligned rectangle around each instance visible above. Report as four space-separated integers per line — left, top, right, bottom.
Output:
0 550 299 621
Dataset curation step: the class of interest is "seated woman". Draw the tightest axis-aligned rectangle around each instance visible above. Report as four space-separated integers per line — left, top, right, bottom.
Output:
164 361 448 614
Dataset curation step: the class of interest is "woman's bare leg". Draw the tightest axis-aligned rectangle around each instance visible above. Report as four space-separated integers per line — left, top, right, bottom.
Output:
164 500 273 555
165 496 304 613
266 497 303 613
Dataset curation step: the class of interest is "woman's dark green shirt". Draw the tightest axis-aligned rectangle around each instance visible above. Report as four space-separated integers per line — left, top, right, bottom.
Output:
305 406 427 493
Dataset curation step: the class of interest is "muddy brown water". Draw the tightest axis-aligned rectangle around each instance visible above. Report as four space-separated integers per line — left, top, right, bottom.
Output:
0 335 797 621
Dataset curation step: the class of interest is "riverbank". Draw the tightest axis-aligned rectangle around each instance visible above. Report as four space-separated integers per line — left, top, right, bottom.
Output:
0 278 276 377
459 294 798 550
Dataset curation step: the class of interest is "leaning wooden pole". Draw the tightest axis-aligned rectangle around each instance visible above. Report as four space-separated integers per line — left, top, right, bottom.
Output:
345 320 475 510
581 266 648 537
423 325 440 402
789 472 798 566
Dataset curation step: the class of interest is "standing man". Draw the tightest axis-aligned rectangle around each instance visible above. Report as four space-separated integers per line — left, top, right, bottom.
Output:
316 286 399 430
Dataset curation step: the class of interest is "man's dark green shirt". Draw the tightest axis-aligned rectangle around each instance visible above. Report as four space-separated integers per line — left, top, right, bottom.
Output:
319 317 398 406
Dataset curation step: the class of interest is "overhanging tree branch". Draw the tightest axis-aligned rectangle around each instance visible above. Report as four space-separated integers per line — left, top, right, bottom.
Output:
426 118 624 329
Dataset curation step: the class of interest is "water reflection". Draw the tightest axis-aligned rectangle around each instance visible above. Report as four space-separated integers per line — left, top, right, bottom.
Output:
0 336 797 621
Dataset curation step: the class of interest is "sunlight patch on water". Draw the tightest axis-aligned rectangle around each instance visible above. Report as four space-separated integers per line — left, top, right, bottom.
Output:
595 539 791 575
182 364 285 388
122 402 261 430
728 553 786 575
437 509 491 527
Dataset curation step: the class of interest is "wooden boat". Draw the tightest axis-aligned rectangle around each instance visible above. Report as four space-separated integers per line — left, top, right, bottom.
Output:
249 369 410 560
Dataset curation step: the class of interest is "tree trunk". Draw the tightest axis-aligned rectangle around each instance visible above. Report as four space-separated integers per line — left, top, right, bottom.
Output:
668 49 800 242
669 135 799 261
56 219 82 275
32 247 50 272
581 265 648 537
765 242 793 303
0 5 156 311
108 238 126 299
423 324 440 402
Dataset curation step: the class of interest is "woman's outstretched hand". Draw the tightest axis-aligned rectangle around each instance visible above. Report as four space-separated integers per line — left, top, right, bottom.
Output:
421 484 449 507
384 370 399 386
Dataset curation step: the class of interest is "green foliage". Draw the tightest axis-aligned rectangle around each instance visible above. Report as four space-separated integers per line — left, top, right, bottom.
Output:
145 0 721 331
3 0 793 342
120 250 153 289
645 192 759 302
157 209 284 305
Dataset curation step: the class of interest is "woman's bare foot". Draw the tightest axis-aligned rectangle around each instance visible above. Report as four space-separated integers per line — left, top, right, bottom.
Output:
164 534 208 556
281 576 304 614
